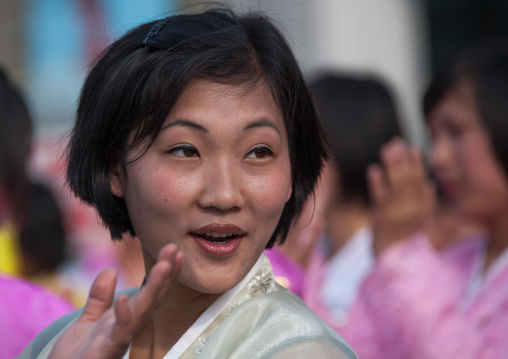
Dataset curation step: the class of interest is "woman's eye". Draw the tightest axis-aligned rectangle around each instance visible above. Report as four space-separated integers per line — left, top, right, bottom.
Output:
442 116 471 138
169 145 199 157
446 123 467 138
246 146 273 159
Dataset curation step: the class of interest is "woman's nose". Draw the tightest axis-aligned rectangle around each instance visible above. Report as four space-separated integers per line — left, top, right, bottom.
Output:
431 135 453 174
197 160 245 211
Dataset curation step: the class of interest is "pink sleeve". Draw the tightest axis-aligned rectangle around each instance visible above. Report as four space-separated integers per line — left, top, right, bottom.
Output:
0 275 75 358
338 233 480 359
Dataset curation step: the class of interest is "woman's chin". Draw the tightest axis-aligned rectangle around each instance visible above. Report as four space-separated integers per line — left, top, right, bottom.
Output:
179 272 241 296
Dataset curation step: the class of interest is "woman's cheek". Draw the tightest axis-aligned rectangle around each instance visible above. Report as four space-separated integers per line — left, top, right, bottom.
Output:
251 172 291 210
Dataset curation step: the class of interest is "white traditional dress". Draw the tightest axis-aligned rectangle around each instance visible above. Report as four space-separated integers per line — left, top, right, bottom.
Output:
18 254 357 359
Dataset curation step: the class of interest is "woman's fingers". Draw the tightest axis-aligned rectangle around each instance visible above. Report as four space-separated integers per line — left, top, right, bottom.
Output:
409 146 425 180
109 294 134 347
379 138 427 202
128 244 183 324
143 244 178 302
367 163 388 205
77 244 182 339
47 245 184 359
408 146 428 198
98 245 183 349
381 138 409 193
370 138 434 254
80 268 118 323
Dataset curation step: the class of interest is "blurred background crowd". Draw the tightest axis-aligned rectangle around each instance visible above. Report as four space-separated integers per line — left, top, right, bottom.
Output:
2 0 508 358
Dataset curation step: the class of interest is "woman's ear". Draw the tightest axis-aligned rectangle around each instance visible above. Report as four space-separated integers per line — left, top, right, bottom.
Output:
110 152 125 198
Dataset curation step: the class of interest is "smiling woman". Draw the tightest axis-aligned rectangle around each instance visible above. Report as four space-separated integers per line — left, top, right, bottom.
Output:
18 6 357 359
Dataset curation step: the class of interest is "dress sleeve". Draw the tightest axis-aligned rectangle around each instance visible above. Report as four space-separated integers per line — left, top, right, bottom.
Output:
268 338 356 359
16 308 81 359
198 288 358 359
338 233 480 359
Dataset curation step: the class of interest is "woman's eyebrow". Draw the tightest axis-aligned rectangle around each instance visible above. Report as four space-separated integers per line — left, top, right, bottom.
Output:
161 119 208 133
244 119 281 138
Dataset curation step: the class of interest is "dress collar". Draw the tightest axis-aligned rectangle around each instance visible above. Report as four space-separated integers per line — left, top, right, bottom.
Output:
166 253 275 358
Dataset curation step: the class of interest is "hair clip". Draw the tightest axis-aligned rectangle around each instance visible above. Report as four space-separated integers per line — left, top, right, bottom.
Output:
143 16 172 45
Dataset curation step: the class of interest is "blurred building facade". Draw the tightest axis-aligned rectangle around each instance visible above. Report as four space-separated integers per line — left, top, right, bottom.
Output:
217 0 429 148
2 0 507 140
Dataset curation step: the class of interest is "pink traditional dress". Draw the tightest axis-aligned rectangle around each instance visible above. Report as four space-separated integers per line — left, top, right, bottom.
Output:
0 274 74 358
339 233 508 359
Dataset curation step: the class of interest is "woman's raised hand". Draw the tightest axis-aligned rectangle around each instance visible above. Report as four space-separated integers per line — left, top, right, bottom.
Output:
368 138 435 255
48 243 183 359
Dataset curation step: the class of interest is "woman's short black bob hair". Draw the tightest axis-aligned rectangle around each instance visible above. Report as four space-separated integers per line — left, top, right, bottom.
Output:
309 72 401 207
423 41 508 178
66 7 327 248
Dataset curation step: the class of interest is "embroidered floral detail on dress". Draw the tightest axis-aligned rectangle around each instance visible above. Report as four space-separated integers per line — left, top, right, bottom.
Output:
194 335 210 354
224 304 237 318
181 255 277 358
250 272 274 294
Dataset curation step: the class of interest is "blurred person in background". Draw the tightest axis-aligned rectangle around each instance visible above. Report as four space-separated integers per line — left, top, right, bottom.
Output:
19 181 85 307
339 41 508 358
266 73 463 317
265 74 403 302
302 73 403 327
0 67 32 275
0 68 74 358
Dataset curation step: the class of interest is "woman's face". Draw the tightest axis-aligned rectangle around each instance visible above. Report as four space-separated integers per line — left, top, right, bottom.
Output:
110 79 292 295
428 80 508 221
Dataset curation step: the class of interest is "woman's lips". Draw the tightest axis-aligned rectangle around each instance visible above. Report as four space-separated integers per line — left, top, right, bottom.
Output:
191 234 243 257
440 181 460 199
191 223 245 257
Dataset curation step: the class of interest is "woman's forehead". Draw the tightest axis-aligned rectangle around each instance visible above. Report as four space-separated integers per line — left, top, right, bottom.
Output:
164 78 285 128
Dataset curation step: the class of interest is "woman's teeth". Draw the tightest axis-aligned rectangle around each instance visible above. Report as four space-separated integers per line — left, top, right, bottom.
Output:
201 233 238 243
206 233 234 238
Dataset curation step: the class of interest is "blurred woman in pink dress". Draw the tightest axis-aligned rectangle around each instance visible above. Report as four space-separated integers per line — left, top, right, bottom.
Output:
0 68 73 358
341 41 508 359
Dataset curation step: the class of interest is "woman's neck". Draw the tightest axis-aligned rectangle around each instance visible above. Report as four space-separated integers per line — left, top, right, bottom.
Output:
136 283 221 358
130 251 223 358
